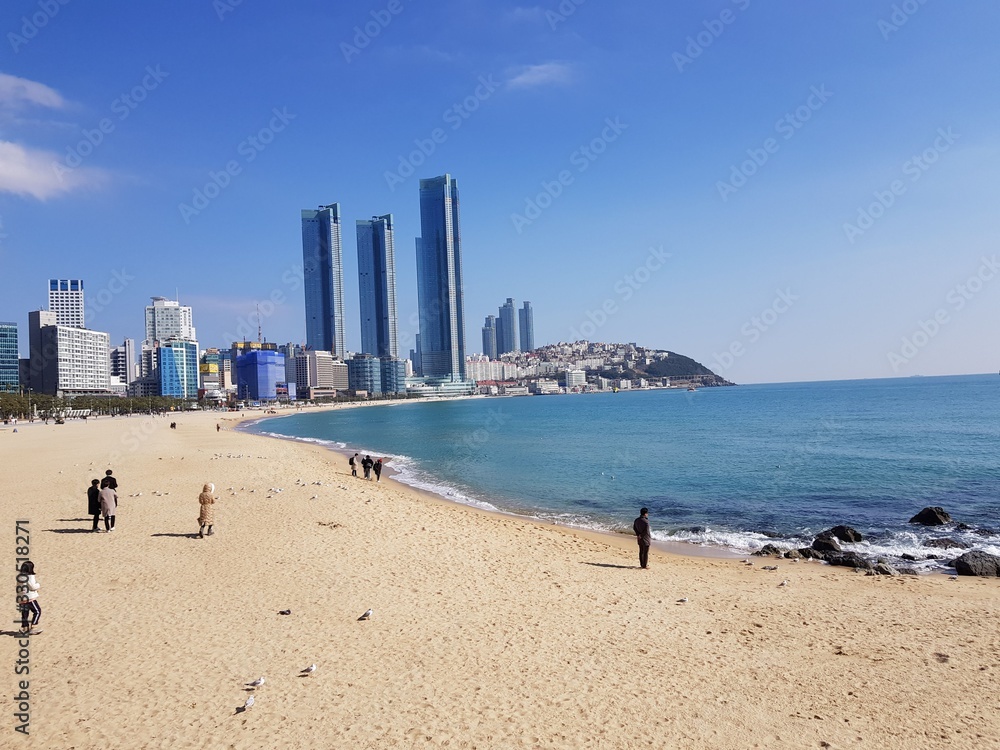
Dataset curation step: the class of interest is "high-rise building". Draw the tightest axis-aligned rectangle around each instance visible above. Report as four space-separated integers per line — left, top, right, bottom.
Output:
144 297 196 344
110 339 136 386
158 340 199 398
380 357 407 395
302 203 346 358
497 298 519 355
28 310 110 396
519 301 534 352
0 322 18 392
415 175 466 381
357 214 399 359
294 350 348 395
482 315 497 359
48 279 85 328
347 353 381 394
235 349 285 401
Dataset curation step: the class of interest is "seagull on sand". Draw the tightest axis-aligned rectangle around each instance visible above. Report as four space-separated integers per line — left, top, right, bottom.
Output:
246 677 265 688
676 597 688 604
358 608 373 621
778 580 789 587
301 664 317 675
243 695 255 710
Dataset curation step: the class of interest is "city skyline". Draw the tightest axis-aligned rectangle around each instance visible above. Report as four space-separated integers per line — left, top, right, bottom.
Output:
0 3 998 383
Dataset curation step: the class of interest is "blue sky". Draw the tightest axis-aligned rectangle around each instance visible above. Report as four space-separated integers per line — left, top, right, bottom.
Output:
0 0 998 383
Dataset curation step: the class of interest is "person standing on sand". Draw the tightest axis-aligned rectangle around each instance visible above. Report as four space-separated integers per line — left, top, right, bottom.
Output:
373 458 383 482
198 483 217 538
100 482 118 531
633 508 652 569
350 453 359 477
101 469 118 491
17 561 41 635
362 455 373 480
87 479 102 532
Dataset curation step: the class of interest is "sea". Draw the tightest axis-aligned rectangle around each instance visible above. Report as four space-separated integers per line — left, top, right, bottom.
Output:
245 374 1000 571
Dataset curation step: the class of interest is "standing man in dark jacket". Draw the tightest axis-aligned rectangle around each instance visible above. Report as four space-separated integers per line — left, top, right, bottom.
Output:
87 479 102 532
101 469 118 490
633 508 652 569
361 455 374 480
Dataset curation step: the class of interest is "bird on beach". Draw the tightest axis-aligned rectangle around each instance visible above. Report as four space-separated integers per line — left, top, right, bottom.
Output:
778 580 789 587
246 677 265 688
277 609 291 615
676 597 688 604
243 695 255 710
301 664 317 675
358 608 373 621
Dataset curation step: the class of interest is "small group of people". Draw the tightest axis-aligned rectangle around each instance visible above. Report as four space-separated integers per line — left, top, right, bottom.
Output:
87 470 119 532
349 453 383 481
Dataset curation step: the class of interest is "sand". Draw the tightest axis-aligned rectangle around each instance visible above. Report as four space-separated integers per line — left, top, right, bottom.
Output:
1 409 998 749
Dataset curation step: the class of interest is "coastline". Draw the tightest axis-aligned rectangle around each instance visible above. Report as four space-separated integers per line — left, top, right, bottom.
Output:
4 410 998 748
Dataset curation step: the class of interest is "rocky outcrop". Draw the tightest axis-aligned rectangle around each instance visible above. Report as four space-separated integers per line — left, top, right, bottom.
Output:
824 551 874 570
752 544 783 557
821 525 864 543
922 538 970 550
797 548 825 560
812 535 842 553
908 507 952 526
783 548 802 559
954 550 1000 577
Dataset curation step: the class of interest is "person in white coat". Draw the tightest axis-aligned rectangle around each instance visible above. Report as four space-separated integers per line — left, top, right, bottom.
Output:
18 560 41 635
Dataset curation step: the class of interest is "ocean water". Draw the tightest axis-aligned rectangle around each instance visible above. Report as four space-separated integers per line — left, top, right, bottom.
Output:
247 374 1000 570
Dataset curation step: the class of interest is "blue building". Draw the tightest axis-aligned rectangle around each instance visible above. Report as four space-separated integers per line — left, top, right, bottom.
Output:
519 301 534 352
0 322 18 392
157 340 199 398
380 357 407 395
235 349 285 401
301 203 346 358
497 298 519 355
481 315 497 359
415 175 466 381
357 214 399 359
348 354 381 394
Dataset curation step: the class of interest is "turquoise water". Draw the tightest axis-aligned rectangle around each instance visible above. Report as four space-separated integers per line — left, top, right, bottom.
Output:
248 374 1000 568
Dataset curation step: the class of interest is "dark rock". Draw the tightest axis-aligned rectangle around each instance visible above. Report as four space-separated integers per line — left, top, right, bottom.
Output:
908 507 952 526
954 550 1000 577
798 547 825 560
896 567 920 576
752 544 783 557
955 523 973 531
922 537 970 550
872 561 899 576
925 554 941 560
821 525 864 543
812 535 842 553
973 528 998 537
825 551 874 570
901 553 917 561
783 549 802 559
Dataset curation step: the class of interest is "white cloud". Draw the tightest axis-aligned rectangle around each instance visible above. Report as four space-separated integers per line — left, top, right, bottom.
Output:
0 72 65 110
505 62 574 90
0 140 106 200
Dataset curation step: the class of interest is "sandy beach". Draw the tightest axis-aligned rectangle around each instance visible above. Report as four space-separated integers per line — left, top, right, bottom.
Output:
1 410 998 749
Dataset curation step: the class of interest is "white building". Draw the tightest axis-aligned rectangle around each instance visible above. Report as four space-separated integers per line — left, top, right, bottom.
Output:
145 297 196 344
41 325 110 395
565 369 586 389
295 350 348 393
48 279 86 328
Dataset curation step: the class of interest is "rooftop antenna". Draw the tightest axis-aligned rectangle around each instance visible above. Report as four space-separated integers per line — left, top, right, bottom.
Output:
256 303 262 344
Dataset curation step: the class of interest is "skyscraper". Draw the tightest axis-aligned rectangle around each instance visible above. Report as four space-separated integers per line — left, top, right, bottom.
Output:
519 301 534 352
301 203 346 358
482 315 497 359
497 298 519 355
356 214 399 358
48 279 85 328
144 297 196 344
0 322 18 392
415 175 466 381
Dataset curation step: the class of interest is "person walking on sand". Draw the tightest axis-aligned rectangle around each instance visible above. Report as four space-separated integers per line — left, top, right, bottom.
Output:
362 454 373 480
101 469 118 491
373 457 383 482
100 481 118 532
17 561 41 635
198 483 217 538
350 453 359 477
633 507 652 569
87 478 102 532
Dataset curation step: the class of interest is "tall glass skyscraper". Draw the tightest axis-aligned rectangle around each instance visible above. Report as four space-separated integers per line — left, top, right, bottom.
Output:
356 214 399 358
519 301 534 352
482 315 497 359
497 297 519 355
415 175 466 381
0 322 18 392
301 203 346 358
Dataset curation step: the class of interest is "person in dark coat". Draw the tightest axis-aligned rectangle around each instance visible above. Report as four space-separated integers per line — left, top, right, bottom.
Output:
373 458 383 482
361 455 373 480
101 469 118 491
87 479 102 532
633 507 652 569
